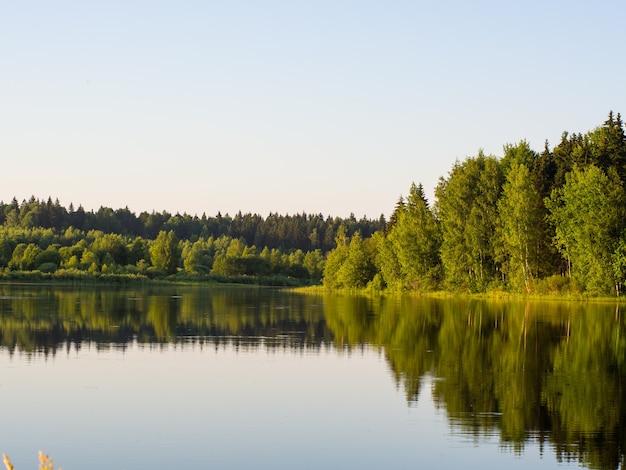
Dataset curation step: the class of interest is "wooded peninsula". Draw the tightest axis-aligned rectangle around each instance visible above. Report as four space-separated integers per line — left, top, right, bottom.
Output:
2 112 626 296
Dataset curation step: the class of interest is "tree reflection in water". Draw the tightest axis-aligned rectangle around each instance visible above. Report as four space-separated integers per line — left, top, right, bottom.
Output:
1 284 625 469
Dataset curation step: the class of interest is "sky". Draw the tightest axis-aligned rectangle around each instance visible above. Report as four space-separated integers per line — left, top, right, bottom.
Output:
2 1 625 220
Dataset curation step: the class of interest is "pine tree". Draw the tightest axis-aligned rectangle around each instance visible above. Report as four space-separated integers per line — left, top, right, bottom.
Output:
389 183 441 291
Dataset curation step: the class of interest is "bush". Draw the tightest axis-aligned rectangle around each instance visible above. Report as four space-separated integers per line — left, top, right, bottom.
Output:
535 274 584 295
146 267 167 279
35 247 62 267
37 262 58 273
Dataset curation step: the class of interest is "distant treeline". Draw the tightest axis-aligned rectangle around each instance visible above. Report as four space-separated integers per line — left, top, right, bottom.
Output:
324 111 626 296
0 195 384 284
0 199 383 254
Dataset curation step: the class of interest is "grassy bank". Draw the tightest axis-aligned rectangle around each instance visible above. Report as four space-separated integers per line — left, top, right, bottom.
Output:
0 269 318 288
295 284 626 303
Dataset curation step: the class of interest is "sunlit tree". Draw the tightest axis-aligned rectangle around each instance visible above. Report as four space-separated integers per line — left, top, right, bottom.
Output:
150 230 181 274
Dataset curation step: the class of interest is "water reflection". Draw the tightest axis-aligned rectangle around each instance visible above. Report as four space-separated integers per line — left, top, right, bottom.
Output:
323 295 626 470
1 284 626 469
0 284 331 355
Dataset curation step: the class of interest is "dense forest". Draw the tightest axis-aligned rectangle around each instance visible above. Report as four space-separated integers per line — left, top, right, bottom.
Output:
324 111 626 296
0 194 384 284
2 112 625 295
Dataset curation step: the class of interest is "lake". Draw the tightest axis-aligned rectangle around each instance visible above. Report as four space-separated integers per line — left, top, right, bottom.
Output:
0 283 624 469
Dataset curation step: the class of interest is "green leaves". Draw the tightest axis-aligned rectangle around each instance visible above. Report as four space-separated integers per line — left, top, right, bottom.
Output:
435 153 503 292
323 231 376 289
546 165 625 294
149 230 181 275
498 163 542 292
386 183 441 291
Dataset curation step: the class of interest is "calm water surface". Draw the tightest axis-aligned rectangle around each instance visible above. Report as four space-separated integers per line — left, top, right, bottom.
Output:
0 283 624 469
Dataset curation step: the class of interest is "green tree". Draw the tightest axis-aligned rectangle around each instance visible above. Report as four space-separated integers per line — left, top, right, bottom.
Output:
149 230 181 274
588 111 626 182
303 249 325 280
35 244 62 270
80 249 97 269
8 243 27 270
435 153 503 291
336 232 376 288
21 243 40 270
373 230 402 290
499 140 536 175
386 196 405 233
530 141 563 277
389 183 441 291
497 163 543 292
322 226 350 289
0 233 14 267
183 238 213 273
9 243 40 270
546 165 625 294
91 233 129 266
127 237 149 266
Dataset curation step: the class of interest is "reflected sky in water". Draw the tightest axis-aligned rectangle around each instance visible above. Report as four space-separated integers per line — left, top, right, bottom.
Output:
0 284 621 469
1 341 574 469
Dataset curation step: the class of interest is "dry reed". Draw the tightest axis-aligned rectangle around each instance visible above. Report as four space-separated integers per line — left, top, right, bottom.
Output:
2 452 62 470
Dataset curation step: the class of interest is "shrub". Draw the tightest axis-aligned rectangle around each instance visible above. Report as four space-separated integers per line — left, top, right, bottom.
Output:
37 262 58 273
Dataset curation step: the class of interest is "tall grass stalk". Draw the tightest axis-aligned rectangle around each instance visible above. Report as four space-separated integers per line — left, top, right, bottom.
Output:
2 452 62 470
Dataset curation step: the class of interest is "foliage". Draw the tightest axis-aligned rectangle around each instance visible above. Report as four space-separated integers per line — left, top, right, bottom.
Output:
546 165 625 294
497 162 543 292
0 224 326 285
435 152 503 292
320 111 626 297
149 230 181 275
322 226 349 289
389 183 441 291
0 198 384 254
336 232 376 288
2 112 626 296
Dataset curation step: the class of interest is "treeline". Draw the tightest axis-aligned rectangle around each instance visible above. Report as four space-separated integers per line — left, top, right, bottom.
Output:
324 111 626 296
0 204 384 284
0 198 384 253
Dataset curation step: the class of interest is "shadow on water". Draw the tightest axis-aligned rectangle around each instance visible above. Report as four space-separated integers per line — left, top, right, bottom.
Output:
1 284 626 469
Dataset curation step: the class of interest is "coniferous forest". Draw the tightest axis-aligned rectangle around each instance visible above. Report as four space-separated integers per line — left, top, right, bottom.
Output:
2 112 626 295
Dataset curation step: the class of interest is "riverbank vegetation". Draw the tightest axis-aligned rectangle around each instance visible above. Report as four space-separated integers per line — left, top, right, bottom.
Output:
324 112 626 297
0 201 383 286
1 112 625 296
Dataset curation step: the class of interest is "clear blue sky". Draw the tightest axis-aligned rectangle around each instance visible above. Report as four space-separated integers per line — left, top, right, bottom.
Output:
2 1 625 219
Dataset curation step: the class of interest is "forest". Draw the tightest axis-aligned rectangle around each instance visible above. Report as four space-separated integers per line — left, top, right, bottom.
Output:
324 111 626 296
1 112 625 295
0 194 383 285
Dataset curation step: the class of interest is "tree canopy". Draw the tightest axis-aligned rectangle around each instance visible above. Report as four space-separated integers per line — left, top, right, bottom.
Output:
3 112 626 296
323 111 626 296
